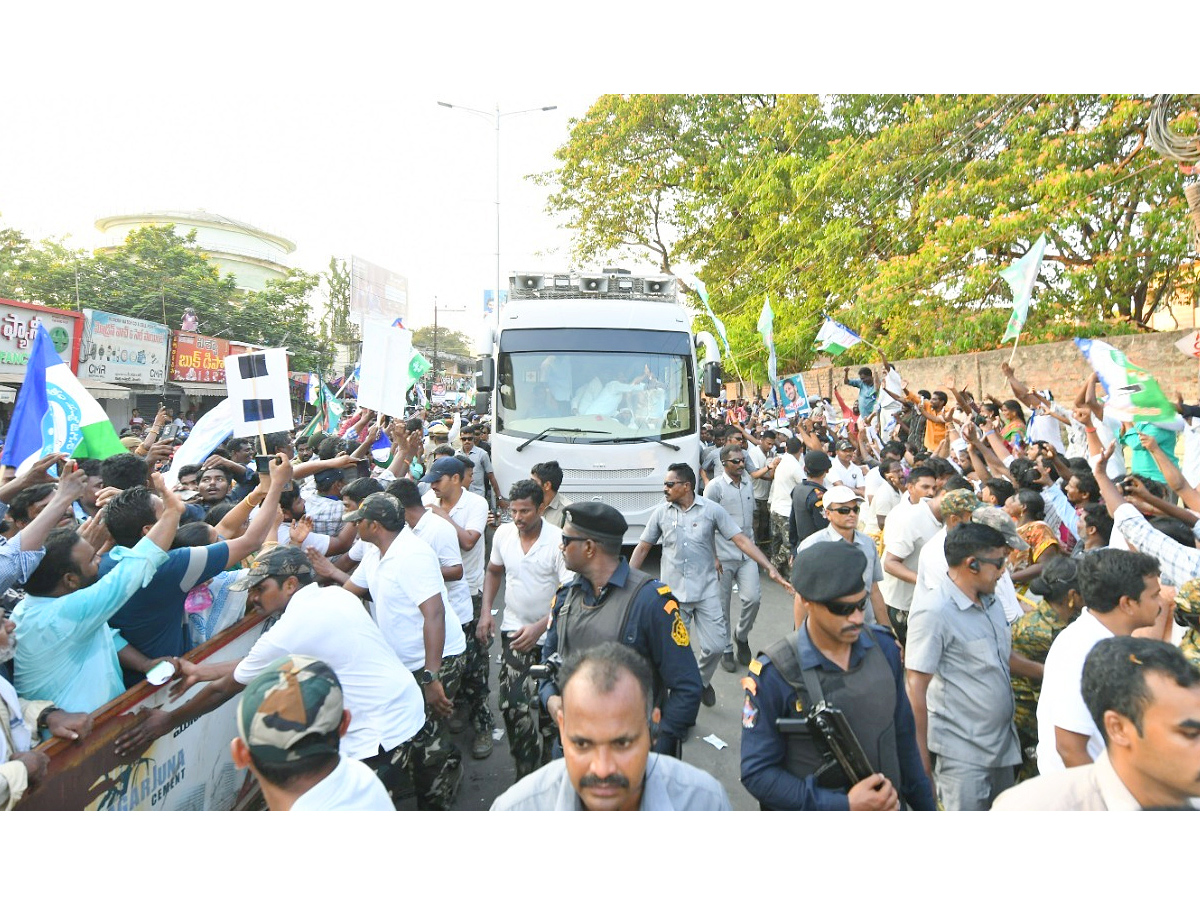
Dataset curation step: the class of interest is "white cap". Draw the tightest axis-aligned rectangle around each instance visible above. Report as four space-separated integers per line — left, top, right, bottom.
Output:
822 485 860 507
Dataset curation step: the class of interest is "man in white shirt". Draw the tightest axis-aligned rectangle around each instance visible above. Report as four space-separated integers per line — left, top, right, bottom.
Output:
231 655 393 811
995 637 1200 810
879 465 939 644
113 546 432 807
388 479 473 639
864 459 905 537
827 439 866 498
422 456 495 758
767 437 806 575
1036 549 1162 774
477 480 569 780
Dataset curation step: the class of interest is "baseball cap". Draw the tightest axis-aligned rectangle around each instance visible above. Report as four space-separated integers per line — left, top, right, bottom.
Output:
231 545 314 593
420 456 465 484
971 506 1029 550
836 439 855 452
236 655 343 765
941 489 982 518
822 485 860 507
428 422 450 436
342 492 405 530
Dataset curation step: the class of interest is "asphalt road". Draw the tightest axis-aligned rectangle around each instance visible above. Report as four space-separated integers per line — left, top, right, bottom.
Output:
431 544 795 811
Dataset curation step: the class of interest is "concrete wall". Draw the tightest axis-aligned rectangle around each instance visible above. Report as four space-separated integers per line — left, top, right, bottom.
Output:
791 329 1200 406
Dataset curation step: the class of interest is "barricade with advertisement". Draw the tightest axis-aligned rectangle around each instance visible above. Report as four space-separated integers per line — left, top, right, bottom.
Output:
15 614 268 811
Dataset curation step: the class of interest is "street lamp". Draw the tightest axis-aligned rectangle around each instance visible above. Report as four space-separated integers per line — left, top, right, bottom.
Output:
437 100 557 331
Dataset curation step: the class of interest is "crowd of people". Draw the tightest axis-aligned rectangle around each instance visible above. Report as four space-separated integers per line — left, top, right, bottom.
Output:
3 351 1200 812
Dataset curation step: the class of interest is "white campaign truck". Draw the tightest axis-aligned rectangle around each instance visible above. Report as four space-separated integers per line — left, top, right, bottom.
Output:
475 270 721 543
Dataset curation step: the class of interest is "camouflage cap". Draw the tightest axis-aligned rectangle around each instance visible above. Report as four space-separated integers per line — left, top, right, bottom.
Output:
342 492 404 530
941 489 982 519
237 655 343 765
231 545 313 593
1177 578 1200 614
971 505 1029 551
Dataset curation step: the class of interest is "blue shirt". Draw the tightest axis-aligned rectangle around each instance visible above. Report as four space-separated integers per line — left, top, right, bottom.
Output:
104 542 231 684
847 378 878 418
12 537 169 712
740 622 935 811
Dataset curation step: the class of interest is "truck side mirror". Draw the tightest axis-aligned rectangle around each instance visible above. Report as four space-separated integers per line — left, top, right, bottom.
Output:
702 361 722 398
476 357 495 392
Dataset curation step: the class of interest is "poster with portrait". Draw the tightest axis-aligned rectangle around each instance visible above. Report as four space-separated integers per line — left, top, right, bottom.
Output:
775 374 811 417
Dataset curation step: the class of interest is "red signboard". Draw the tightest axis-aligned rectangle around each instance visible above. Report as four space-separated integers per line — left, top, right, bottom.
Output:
168 331 230 382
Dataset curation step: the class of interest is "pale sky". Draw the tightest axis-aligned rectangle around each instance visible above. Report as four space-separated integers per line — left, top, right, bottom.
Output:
1 5 1181 350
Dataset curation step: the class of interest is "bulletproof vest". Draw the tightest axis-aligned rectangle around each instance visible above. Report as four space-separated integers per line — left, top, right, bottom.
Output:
763 631 903 801
556 565 655 666
790 483 826 546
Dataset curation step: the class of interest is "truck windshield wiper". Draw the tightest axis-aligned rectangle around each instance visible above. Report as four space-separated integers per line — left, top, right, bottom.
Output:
516 427 606 452
597 435 681 451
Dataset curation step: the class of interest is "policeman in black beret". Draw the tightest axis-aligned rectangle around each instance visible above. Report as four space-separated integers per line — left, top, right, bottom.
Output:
538 502 703 758
738 541 936 810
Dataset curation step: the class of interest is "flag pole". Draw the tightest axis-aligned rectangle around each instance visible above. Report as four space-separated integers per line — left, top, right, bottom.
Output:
250 368 268 457
1008 329 1023 366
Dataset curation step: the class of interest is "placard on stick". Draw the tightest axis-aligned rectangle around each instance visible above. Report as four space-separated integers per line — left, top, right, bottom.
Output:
224 348 293 438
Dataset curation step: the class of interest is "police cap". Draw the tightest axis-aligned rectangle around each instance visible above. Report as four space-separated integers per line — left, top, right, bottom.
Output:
564 501 627 541
791 541 867 602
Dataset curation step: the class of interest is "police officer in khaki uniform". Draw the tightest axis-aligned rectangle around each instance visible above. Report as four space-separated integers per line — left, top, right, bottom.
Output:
739 541 935 810
538 502 703 758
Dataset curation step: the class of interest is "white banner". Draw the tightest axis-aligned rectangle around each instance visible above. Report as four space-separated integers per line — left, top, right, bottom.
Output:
224 348 293 437
357 315 411 418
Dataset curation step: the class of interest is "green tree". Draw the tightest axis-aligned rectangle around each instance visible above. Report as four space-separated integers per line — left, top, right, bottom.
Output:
411 325 473 357
238 269 327 372
543 94 1195 381
322 256 358 343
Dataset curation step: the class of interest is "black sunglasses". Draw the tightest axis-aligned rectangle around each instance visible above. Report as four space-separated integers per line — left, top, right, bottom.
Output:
560 534 591 548
663 481 683 488
974 555 1008 570
822 595 869 617
828 505 860 516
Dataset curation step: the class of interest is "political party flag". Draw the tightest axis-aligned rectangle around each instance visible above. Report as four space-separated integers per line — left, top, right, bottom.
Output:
299 382 343 439
164 398 234 489
683 275 731 358
1001 233 1047 343
358 316 431 418
1175 331 1200 359
304 373 320 405
756 298 779 405
1 325 126 473
1075 338 1177 423
814 317 863 356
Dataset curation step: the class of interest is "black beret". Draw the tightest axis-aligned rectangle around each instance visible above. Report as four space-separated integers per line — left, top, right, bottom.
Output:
804 450 832 474
564 502 626 541
792 541 867 602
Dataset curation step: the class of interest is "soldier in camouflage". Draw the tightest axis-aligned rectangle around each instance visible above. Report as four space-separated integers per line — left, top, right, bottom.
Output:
1009 556 1082 781
232 654 393 810
1173 578 1200 669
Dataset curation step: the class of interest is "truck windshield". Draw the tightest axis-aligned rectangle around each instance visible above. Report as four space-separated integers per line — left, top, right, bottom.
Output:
496 350 694 441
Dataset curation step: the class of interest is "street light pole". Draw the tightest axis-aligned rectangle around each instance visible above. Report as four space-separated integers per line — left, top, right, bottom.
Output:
437 100 557 334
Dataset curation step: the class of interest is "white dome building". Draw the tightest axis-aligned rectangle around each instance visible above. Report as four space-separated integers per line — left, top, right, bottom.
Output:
94 209 296 293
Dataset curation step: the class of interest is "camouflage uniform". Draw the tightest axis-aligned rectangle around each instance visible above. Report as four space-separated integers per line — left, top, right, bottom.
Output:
365 652 466 810
769 512 792 576
1174 579 1200 671
237 654 345 763
1010 600 1069 782
497 634 555 779
457 592 496 736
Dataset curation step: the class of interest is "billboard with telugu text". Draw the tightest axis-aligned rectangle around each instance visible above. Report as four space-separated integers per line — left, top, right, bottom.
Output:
80 309 170 387
0 298 83 376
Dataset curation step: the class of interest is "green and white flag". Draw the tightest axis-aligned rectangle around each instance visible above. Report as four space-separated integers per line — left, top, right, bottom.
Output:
814 317 863 356
1001 233 1047 343
1075 338 1177 423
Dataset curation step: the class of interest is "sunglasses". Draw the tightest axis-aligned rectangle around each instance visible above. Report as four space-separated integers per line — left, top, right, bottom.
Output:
823 595 869 617
725 458 746 465
560 534 591 548
663 481 683 488
828 506 860 516
974 555 1008 570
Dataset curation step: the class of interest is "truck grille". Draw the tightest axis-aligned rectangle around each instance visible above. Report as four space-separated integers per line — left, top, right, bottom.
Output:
562 467 654 481
559 491 663 513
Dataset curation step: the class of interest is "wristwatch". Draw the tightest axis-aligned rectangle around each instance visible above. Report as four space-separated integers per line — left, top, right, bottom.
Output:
36 706 61 731
417 669 441 686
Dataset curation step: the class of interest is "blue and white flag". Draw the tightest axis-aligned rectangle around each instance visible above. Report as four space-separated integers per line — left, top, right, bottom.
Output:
164 398 235 489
